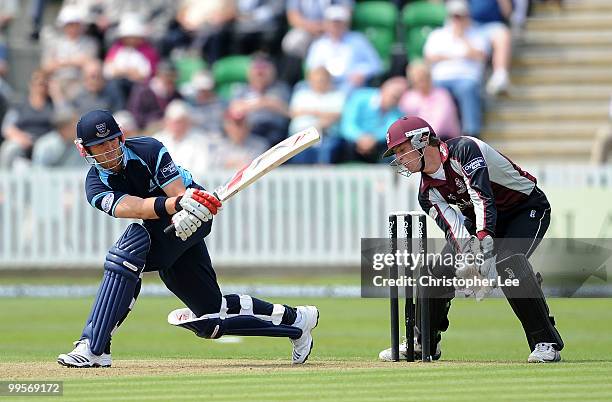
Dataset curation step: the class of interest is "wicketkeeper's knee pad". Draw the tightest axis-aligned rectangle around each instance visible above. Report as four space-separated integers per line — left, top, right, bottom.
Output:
497 253 564 350
82 223 151 355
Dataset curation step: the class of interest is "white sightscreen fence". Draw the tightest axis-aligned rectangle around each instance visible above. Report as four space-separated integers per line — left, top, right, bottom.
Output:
1 165 611 269
0 166 417 269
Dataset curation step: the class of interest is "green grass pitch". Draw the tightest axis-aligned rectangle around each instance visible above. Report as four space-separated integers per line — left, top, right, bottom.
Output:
1 296 611 401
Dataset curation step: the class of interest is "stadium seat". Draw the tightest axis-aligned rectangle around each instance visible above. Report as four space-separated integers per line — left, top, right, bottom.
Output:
174 56 206 86
352 1 398 31
212 55 252 100
363 28 395 68
402 1 446 61
352 1 399 70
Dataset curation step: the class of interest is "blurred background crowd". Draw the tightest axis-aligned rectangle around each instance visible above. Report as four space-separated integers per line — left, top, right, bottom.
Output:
1 0 608 173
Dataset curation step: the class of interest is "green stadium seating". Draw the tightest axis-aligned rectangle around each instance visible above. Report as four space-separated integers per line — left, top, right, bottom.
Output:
173 56 206 86
352 1 399 70
212 55 252 100
364 28 395 67
353 1 398 31
402 1 446 61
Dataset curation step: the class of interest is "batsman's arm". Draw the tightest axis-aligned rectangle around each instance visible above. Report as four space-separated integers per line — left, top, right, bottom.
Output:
114 178 186 219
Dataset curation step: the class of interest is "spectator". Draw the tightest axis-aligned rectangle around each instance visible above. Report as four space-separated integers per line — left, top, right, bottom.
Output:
127 61 182 130
230 0 285 56
213 108 269 170
41 5 99 101
69 59 124 113
305 5 382 92
153 100 215 175
32 107 86 168
0 70 55 169
186 70 226 134
113 110 138 138
399 62 461 141
283 0 353 58
281 0 354 85
75 0 177 50
340 76 407 163
103 13 160 100
424 0 487 137
469 0 513 95
229 54 290 146
288 66 345 164
0 0 16 76
29 0 46 40
160 0 236 63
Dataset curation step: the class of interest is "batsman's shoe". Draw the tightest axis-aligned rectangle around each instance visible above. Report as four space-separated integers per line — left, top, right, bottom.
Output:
57 339 111 368
528 342 561 363
290 306 319 364
378 338 442 362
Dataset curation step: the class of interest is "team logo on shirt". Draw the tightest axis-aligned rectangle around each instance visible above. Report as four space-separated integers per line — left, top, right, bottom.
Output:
455 178 467 194
463 157 487 176
160 161 177 178
95 123 110 138
101 193 114 213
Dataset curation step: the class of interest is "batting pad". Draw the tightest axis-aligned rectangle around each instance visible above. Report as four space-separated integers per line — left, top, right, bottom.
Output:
81 224 150 355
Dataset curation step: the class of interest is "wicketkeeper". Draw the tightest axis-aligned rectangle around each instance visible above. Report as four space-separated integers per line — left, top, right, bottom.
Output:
378 116 564 363
58 110 319 367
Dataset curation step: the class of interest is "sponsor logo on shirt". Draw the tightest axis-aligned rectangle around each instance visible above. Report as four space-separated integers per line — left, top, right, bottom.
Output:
101 193 114 213
160 162 177 178
463 157 486 176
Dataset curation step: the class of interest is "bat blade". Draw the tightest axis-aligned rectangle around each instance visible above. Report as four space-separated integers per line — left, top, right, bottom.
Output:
164 127 320 234
215 126 320 201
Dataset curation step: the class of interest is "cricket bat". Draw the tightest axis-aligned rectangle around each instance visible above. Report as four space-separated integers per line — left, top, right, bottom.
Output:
164 127 320 234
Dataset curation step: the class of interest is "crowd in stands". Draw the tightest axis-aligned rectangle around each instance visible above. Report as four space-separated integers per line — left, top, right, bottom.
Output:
0 0 529 172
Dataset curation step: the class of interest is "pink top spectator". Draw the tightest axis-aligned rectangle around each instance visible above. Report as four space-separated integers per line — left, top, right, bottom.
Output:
104 41 160 81
399 88 460 140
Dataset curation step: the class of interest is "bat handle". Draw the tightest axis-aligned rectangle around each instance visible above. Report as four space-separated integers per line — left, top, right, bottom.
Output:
163 190 221 235
163 223 174 235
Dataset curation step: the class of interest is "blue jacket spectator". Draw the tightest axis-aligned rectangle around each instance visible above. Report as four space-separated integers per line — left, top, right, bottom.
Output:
340 77 407 163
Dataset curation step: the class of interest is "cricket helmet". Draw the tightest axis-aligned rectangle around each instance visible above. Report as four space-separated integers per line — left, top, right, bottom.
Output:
382 116 438 158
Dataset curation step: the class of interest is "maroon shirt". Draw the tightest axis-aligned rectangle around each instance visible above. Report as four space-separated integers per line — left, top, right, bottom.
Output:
418 136 536 250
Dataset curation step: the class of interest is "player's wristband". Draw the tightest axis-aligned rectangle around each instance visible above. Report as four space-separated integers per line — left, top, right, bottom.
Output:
174 196 183 212
154 197 169 218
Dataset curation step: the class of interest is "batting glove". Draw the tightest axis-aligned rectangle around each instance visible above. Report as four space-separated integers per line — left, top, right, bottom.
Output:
172 210 202 241
179 188 222 223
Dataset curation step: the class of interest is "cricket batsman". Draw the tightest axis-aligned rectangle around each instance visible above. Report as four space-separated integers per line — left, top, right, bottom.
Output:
378 116 564 363
57 110 319 367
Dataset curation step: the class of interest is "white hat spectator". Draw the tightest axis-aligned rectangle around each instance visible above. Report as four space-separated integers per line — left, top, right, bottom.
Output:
165 100 191 120
117 14 148 38
446 0 470 16
324 5 350 22
56 6 87 26
191 71 215 91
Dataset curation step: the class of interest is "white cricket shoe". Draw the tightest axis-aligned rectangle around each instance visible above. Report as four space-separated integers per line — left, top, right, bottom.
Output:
486 69 510 96
57 339 111 368
290 306 319 364
528 342 561 363
378 338 442 362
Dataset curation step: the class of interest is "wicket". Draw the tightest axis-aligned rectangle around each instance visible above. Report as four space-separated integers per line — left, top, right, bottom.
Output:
388 211 431 362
